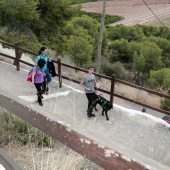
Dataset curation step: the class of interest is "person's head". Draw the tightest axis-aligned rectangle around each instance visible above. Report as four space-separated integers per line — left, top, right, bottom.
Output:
38 58 46 69
38 46 47 55
87 66 94 74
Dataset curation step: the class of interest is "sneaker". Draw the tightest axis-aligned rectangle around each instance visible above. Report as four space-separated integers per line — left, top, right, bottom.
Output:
90 113 95 117
87 114 92 118
86 112 92 118
39 102 43 106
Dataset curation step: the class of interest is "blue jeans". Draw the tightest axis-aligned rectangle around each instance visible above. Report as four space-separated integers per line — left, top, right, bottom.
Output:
44 72 51 84
43 72 51 91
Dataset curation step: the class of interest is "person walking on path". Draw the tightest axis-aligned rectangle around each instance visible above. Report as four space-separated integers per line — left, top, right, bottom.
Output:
80 66 98 118
35 47 52 94
32 58 46 106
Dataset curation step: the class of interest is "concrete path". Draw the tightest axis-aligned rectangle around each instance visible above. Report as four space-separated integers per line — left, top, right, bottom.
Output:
0 59 170 169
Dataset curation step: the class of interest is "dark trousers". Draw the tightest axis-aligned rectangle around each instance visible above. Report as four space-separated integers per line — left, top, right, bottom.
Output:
34 82 44 103
86 93 98 112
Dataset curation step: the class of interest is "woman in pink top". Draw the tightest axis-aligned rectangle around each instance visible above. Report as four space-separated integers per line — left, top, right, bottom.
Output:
32 58 46 106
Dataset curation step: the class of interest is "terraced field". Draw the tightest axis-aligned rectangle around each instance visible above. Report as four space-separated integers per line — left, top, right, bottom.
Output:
81 0 170 26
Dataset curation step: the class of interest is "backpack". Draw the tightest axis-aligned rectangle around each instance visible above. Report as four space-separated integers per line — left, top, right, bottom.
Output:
27 68 33 82
162 115 170 124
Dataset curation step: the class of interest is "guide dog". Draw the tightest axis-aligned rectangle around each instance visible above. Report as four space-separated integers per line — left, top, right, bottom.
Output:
87 93 113 121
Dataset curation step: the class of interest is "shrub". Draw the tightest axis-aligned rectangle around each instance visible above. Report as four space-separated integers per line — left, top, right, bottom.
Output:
160 98 170 111
71 0 99 4
101 61 126 79
79 11 122 25
0 107 55 147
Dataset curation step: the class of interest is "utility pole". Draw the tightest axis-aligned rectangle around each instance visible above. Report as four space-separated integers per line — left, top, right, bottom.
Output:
96 0 107 74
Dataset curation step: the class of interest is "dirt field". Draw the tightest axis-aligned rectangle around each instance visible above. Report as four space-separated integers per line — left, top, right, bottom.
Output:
81 0 170 26
146 16 170 27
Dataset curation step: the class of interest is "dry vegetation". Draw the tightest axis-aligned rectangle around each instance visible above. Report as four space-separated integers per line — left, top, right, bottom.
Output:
3 142 103 170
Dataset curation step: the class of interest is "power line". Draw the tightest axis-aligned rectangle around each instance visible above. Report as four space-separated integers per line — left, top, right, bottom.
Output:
142 0 168 28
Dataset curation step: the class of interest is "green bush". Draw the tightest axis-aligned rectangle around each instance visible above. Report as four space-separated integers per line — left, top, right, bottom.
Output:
160 98 170 111
71 0 98 4
0 108 55 147
101 61 126 79
79 11 122 25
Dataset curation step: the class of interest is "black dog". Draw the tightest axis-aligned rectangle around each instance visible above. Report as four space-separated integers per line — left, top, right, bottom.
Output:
87 94 113 121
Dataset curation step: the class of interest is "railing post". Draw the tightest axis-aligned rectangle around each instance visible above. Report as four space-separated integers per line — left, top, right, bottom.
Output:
110 74 115 104
57 58 62 88
14 42 20 71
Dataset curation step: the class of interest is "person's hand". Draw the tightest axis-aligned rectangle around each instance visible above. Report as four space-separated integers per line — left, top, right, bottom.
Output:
96 83 99 88
43 73 46 76
49 58 53 62
87 88 91 91
31 84 34 88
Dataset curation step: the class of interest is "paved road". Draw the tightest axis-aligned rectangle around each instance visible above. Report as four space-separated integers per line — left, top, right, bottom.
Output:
0 59 170 169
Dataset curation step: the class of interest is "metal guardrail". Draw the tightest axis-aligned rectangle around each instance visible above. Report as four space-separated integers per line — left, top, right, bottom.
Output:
0 40 170 116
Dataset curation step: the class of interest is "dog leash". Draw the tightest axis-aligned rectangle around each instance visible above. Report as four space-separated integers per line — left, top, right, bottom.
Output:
101 100 108 107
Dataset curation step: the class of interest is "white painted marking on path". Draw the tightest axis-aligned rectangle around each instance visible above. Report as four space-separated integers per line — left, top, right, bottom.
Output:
0 164 6 170
53 80 84 94
114 104 170 128
18 91 70 102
